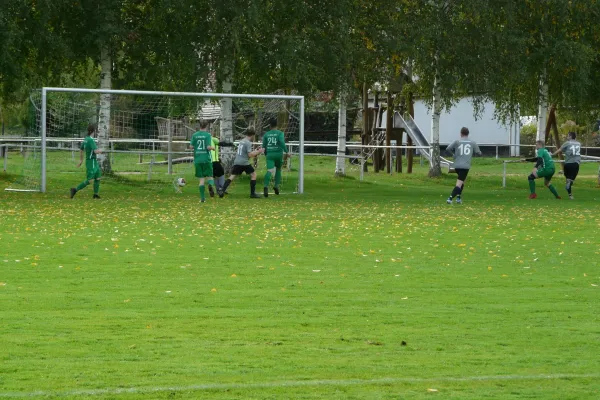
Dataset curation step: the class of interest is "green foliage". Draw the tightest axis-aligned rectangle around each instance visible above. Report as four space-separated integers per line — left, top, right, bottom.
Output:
2 0 600 127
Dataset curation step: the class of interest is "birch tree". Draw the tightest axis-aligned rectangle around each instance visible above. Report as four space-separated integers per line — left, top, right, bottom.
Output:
487 0 600 131
405 0 497 177
335 91 347 176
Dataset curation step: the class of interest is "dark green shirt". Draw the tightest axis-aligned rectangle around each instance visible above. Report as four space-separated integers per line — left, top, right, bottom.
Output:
262 130 287 156
190 131 212 163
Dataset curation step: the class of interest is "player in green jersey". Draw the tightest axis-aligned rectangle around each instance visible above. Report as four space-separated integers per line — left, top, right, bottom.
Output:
262 118 289 197
523 140 561 200
70 124 102 199
189 120 215 202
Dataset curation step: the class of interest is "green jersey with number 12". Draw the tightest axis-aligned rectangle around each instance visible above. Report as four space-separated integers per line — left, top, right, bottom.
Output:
190 131 212 163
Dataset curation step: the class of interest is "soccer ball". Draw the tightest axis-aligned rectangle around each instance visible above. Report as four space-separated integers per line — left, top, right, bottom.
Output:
176 178 186 187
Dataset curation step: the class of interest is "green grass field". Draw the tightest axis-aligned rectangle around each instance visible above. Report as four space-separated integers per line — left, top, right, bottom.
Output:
1 155 600 399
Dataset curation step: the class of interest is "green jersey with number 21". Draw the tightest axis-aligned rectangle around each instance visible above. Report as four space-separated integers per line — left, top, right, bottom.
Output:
190 131 212 163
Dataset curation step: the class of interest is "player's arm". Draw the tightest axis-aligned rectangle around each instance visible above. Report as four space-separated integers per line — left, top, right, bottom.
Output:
206 136 214 151
522 156 542 166
248 148 263 157
279 132 288 153
90 140 101 154
77 149 84 168
444 141 457 156
552 144 565 156
474 143 482 156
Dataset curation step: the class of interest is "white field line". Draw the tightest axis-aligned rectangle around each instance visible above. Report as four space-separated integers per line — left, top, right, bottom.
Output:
0 373 598 398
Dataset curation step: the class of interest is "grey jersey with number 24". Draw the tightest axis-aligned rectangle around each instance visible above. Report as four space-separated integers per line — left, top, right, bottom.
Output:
560 140 581 165
234 138 253 166
446 139 481 169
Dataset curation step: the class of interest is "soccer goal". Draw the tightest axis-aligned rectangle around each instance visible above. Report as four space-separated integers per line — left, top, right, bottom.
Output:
5 88 305 194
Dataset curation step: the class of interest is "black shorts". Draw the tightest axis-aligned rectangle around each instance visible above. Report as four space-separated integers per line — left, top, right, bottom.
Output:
564 163 579 181
212 161 225 177
231 164 255 176
455 168 469 181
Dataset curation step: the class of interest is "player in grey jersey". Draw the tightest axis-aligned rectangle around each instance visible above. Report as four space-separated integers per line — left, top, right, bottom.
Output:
553 131 581 199
444 127 482 204
218 129 264 198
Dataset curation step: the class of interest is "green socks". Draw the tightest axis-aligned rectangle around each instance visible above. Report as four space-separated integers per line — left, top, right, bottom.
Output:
93 180 100 195
208 179 214 187
199 185 205 200
528 179 535 194
548 184 559 198
76 181 89 191
264 171 272 187
274 168 281 188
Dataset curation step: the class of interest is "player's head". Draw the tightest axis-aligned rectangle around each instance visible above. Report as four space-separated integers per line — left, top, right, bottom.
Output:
567 131 577 140
87 123 97 136
460 127 469 137
269 117 277 128
199 119 209 129
246 128 255 140
535 140 545 149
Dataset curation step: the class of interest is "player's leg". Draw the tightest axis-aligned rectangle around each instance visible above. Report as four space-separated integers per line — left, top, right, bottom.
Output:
447 169 467 204
541 169 560 198
249 167 259 198
213 161 225 191
92 168 102 199
71 168 94 198
93 179 101 199
545 177 560 198
564 163 578 199
273 158 283 195
71 179 89 198
264 158 276 197
195 163 206 201
199 177 206 201
528 169 538 198
220 166 239 197
204 162 215 198
447 179 463 204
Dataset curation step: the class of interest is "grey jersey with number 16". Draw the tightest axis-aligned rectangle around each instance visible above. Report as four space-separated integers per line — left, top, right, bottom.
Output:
446 139 481 169
234 138 253 166
560 140 581 165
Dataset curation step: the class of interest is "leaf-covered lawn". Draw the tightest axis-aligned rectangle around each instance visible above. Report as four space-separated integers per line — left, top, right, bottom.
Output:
1 158 599 399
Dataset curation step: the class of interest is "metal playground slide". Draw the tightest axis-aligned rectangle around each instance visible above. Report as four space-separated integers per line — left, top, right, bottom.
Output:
393 112 455 172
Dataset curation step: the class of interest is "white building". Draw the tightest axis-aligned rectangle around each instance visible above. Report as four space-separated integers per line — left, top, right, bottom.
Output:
413 97 521 156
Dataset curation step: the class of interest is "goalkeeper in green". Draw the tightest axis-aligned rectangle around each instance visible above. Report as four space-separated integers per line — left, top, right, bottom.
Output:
70 124 102 199
523 140 561 200
190 120 215 202
262 118 289 197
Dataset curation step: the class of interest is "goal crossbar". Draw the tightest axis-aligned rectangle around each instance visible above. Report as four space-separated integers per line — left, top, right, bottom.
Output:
38 87 305 194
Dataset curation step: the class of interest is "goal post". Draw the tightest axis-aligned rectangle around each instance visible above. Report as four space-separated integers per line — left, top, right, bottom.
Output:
8 87 305 194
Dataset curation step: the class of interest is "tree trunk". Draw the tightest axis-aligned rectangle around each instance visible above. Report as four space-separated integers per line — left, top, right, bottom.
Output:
98 44 112 173
428 69 442 177
385 91 392 174
220 75 234 171
335 92 347 176
536 71 548 142
361 82 369 172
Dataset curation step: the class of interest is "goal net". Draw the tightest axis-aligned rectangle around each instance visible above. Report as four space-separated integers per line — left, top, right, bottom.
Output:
6 88 304 195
